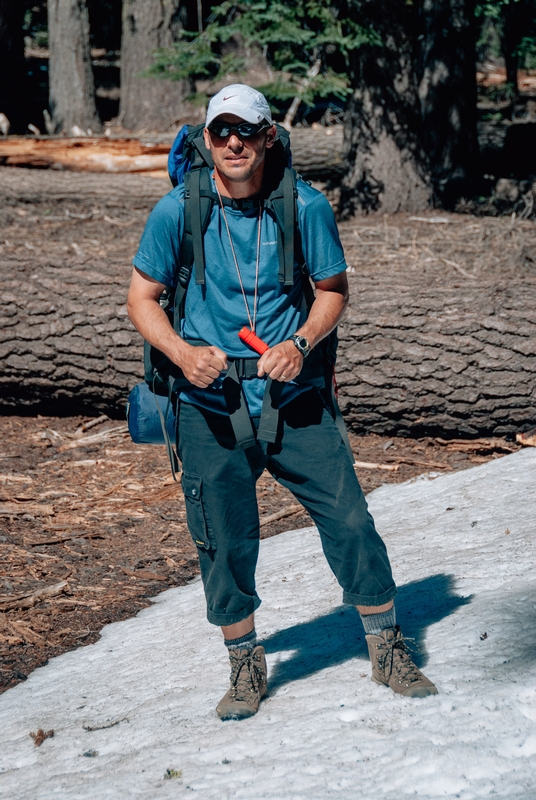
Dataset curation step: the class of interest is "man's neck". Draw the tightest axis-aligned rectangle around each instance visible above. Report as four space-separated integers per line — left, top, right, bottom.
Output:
213 166 264 199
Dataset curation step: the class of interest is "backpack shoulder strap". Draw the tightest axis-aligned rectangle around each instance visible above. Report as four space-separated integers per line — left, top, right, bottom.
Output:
181 166 216 287
265 166 297 287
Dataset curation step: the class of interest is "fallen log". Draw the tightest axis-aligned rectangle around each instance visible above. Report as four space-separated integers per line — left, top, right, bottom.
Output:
0 126 344 180
1 168 535 438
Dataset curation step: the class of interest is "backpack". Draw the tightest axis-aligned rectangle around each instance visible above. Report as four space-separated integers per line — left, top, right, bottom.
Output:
128 122 351 477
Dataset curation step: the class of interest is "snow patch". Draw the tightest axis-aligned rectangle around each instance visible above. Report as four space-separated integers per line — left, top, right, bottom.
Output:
1 449 535 799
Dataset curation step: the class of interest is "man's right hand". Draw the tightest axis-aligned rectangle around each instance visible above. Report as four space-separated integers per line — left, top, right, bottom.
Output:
176 342 228 388
127 269 228 388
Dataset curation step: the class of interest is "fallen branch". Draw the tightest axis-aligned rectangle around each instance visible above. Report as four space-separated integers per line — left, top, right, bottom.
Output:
118 566 167 581
385 457 452 470
353 461 400 472
0 580 68 611
74 415 109 437
259 504 303 527
83 717 129 732
28 532 105 547
0 502 54 517
435 438 518 453
57 424 129 452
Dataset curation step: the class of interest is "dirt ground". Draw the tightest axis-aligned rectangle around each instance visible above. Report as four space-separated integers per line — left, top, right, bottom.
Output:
0 413 520 694
0 167 530 693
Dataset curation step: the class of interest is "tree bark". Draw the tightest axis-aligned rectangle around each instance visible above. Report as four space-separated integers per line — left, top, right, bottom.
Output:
0 0 29 134
120 0 198 132
417 0 479 201
48 0 102 134
340 0 433 216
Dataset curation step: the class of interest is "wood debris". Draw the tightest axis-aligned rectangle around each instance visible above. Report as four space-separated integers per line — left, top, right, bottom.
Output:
30 728 54 746
57 424 129 452
353 460 400 472
0 581 68 612
516 430 536 447
118 566 168 582
435 438 518 453
0 502 54 517
28 532 105 547
259 505 303 527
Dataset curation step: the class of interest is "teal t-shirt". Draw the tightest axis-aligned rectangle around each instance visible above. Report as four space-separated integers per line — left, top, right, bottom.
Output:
133 175 347 415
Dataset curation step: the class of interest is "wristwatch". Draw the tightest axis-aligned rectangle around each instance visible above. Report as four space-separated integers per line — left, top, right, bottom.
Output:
289 334 311 359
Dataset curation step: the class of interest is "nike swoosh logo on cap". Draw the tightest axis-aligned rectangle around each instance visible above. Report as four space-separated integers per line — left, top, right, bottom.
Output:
223 95 237 101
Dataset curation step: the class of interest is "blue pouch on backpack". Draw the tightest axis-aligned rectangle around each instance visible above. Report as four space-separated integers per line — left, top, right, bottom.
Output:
126 383 176 445
168 125 192 187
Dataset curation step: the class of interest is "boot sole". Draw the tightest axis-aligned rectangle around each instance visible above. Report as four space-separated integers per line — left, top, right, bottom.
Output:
217 708 257 721
217 686 267 721
371 676 438 697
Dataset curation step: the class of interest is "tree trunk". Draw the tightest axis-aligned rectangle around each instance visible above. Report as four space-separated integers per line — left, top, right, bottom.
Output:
340 0 433 216
120 0 198 132
48 0 102 134
0 1 29 134
417 0 479 202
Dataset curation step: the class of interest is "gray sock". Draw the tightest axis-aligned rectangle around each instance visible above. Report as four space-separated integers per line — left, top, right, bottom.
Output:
360 606 396 636
224 629 257 652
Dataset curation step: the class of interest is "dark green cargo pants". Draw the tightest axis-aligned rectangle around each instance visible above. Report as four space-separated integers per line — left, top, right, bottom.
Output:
178 389 397 626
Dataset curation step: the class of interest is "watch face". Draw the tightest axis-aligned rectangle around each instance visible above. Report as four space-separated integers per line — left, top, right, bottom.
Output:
292 335 310 355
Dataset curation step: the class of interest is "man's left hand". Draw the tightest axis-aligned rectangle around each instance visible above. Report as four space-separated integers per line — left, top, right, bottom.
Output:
257 339 303 382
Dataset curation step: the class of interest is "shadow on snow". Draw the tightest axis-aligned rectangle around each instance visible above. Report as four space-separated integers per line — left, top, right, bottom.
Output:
262 573 470 694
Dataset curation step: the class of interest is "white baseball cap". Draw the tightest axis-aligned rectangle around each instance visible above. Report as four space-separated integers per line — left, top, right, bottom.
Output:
206 84 272 127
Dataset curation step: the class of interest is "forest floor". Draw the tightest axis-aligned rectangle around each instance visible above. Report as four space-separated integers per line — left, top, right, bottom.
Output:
0 415 520 695
0 167 531 694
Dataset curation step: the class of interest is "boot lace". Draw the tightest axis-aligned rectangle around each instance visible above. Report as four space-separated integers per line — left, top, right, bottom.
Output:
228 650 264 706
376 626 422 685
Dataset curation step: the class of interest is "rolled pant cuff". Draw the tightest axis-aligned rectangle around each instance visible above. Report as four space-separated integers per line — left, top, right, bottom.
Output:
206 595 262 627
342 584 397 607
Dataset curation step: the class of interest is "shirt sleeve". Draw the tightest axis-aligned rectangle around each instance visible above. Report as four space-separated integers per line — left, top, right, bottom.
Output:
132 190 184 288
297 186 347 282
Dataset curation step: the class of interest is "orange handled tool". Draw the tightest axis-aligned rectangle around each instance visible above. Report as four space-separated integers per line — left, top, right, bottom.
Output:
238 327 270 355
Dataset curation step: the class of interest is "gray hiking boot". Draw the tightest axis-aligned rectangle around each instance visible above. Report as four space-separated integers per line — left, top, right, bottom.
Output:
366 625 438 698
216 645 268 720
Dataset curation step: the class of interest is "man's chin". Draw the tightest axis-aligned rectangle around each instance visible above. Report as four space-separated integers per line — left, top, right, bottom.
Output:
220 167 255 183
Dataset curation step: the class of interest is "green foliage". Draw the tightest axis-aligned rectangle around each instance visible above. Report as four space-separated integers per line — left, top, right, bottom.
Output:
145 1 380 107
517 35 536 69
475 0 523 20
23 1 48 49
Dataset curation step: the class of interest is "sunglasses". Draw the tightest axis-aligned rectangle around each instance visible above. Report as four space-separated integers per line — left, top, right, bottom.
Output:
207 121 270 139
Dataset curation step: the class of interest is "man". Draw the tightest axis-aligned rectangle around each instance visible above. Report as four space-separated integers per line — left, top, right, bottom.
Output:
127 84 437 721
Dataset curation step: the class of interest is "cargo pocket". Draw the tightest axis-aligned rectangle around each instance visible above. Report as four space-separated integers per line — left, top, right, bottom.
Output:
181 473 216 551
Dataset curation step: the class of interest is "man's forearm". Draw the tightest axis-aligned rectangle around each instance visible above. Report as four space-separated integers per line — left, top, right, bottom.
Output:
296 286 348 350
127 280 228 388
127 295 189 366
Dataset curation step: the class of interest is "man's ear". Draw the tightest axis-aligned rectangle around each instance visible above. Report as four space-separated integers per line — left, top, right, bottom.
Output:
265 124 277 149
203 126 212 152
